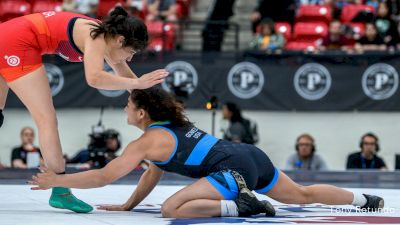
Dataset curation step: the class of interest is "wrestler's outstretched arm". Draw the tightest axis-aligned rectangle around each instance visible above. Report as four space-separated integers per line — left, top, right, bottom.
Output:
97 163 164 211
84 36 168 90
29 137 150 189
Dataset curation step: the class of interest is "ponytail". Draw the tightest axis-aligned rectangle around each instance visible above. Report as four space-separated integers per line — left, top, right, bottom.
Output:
90 6 148 51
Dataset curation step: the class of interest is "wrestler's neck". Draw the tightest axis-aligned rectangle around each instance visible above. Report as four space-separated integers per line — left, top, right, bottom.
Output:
138 119 155 131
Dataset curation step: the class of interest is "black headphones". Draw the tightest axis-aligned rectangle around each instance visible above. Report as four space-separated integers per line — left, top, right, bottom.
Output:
105 129 122 151
295 134 316 153
359 132 380 152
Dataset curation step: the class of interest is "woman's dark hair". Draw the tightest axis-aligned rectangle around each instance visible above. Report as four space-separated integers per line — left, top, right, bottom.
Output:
224 102 243 123
90 6 149 51
130 87 192 127
259 18 276 35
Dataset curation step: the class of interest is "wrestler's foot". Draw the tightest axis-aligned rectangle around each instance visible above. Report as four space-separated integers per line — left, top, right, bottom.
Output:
360 194 384 211
49 187 93 213
235 188 276 217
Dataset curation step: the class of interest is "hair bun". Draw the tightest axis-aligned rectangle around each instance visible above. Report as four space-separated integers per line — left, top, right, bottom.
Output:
110 6 128 17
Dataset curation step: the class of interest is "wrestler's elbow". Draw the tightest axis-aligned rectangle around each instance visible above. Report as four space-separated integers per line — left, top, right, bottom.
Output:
85 73 101 88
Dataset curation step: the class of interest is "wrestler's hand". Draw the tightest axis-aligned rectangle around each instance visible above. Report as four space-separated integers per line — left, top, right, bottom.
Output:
29 166 57 190
96 203 132 211
134 69 169 89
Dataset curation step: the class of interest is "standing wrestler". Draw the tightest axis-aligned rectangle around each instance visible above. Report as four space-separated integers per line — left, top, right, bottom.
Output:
0 7 167 213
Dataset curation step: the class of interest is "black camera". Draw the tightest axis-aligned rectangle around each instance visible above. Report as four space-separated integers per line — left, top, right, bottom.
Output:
88 126 121 168
87 108 122 168
88 124 109 168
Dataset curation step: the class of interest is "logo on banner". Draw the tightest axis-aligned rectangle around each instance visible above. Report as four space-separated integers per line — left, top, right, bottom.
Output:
44 63 64 96
294 63 332 100
162 61 198 96
362 63 399 100
227 62 264 99
98 64 126 98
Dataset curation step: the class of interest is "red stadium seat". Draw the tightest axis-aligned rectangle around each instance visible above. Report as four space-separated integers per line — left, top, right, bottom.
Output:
293 22 328 41
146 20 164 36
32 0 62 13
146 21 174 37
146 21 175 51
26 0 62 5
0 0 31 22
147 36 175 51
285 41 318 51
341 5 375 23
275 22 292 40
97 0 124 19
147 37 164 51
176 0 190 19
296 5 332 24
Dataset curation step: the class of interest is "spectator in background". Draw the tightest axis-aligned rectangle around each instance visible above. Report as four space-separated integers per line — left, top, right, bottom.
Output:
352 0 364 4
202 0 235 51
67 129 121 168
296 0 325 5
124 0 145 17
251 0 296 33
347 133 387 170
146 0 177 22
366 0 380 11
75 0 99 18
387 0 400 22
354 22 387 52
323 0 342 20
0 159 5 169
320 20 354 50
375 2 400 48
62 0 78 13
334 0 352 9
249 18 285 50
222 102 258 145
11 127 42 169
285 134 328 171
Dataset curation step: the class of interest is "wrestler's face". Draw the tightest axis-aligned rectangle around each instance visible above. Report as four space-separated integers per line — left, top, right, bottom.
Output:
106 36 137 64
125 97 144 126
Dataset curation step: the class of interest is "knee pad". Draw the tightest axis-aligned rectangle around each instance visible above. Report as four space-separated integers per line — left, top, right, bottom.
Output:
0 109 3 128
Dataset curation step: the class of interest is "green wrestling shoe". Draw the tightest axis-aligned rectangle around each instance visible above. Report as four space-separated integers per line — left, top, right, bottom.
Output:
49 187 93 213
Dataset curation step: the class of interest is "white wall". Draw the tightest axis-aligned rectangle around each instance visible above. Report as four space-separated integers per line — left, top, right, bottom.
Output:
1 109 399 170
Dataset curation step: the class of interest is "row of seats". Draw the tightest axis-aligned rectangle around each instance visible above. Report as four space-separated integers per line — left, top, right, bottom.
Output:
3 1 373 51
0 0 62 22
297 4 375 24
274 22 365 50
97 0 188 52
0 0 190 21
273 4 374 50
0 0 185 52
